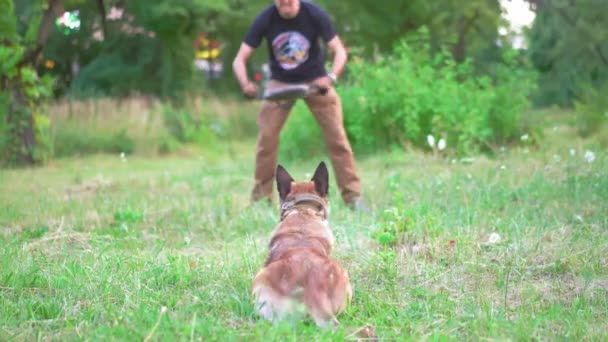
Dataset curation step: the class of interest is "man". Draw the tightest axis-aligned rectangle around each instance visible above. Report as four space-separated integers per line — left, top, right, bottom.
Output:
232 0 367 211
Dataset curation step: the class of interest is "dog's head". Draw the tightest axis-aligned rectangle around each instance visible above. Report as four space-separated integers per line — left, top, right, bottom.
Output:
275 161 329 219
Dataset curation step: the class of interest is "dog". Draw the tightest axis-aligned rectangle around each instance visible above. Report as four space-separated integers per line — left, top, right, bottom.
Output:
252 161 352 328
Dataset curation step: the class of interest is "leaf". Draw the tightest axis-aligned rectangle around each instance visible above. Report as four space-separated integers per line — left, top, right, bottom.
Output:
21 67 38 83
0 45 24 75
0 0 18 42
378 232 397 246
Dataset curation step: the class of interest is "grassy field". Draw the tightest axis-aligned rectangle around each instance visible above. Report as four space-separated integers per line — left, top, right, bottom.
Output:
1 110 607 341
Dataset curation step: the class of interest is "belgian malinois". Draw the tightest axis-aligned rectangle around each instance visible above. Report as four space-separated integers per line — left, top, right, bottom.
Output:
252 162 352 328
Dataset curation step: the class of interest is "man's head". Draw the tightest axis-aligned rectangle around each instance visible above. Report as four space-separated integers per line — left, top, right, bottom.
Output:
274 0 300 19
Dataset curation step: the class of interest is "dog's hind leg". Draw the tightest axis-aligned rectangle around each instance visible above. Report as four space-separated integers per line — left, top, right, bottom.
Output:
303 285 339 328
302 264 350 328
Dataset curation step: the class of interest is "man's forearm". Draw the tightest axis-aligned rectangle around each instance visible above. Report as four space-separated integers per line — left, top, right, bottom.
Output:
331 49 347 77
232 58 250 86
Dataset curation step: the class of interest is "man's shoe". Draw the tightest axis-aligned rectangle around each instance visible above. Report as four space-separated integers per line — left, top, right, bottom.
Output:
348 197 370 212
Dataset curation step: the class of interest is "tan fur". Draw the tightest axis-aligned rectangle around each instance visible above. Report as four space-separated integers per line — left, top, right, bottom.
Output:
252 164 352 328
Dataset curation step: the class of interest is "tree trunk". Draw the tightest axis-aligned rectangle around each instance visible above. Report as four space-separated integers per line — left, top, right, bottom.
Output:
10 0 63 165
452 10 480 63
96 0 107 40
21 0 64 66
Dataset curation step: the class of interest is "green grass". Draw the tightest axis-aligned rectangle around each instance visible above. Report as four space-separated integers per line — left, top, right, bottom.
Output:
1 114 607 341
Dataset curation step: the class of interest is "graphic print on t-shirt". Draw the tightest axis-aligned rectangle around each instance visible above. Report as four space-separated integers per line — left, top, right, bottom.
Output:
272 31 310 70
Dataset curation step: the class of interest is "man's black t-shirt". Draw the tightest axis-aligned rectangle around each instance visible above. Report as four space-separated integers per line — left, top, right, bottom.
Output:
243 1 336 83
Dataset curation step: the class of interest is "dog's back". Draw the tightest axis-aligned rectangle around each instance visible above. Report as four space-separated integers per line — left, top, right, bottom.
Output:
252 162 352 328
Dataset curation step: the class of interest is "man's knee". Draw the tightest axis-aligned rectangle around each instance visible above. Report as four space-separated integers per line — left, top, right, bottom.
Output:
327 137 352 155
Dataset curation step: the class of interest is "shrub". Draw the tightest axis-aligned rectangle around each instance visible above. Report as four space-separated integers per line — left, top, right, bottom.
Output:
279 29 538 159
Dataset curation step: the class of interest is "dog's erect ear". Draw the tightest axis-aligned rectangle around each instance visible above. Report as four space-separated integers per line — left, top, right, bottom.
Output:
276 164 294 201
311 161 329 197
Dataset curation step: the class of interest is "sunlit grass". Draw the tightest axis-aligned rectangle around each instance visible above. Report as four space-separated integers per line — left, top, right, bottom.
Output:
0 110 606 341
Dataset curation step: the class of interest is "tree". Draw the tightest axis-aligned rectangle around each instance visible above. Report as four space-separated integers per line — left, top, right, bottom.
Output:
316 0 504 65
40 0 237 99
1 0 61 166
526 0 608 106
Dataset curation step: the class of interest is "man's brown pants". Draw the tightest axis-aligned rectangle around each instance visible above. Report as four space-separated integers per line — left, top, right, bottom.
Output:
251 79 361 204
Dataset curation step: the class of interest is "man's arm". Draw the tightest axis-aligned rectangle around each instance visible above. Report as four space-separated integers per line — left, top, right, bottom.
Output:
232 42 257 96
326 35 348 80
232 42 255 87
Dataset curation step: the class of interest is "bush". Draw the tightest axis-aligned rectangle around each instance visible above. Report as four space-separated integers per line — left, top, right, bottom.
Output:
279 30 537 159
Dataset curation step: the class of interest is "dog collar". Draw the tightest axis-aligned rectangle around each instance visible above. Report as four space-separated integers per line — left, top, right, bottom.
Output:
280 194 328 220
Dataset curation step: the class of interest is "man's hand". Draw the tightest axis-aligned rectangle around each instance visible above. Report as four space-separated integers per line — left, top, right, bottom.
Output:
312 75 334 91
241 80 258 98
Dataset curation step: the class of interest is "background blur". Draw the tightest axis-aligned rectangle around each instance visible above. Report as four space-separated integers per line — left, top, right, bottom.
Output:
1 0 607 166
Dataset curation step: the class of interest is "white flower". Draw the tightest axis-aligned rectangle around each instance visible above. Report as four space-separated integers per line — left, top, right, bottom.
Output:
500 165 506 170
520 134 529 141
569 149 576 156
161 306 167 313
488 232 501 244
584 151 596 163
120 152 125 159
427 134 436 148
437 138 446 151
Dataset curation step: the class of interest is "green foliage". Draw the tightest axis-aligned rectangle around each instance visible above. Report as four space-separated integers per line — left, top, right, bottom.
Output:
344 37 535 156
38 0 507 99
318 0 503 62
66 37 164 98
0 0 18 41
527 0 608 107
280 30 537 159
47 0 240 99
